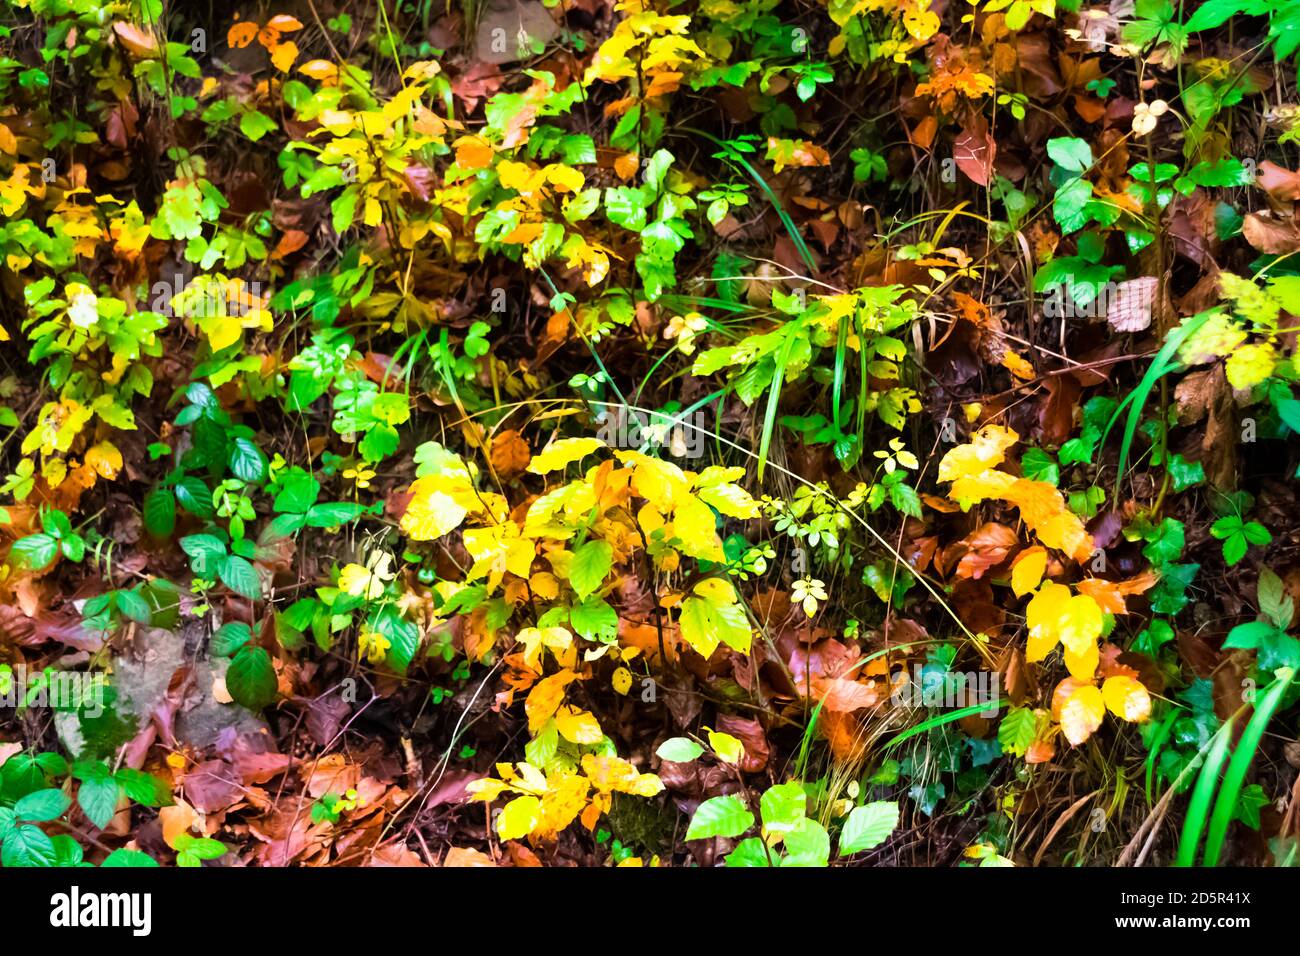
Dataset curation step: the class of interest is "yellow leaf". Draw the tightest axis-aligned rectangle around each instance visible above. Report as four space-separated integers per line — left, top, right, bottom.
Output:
1059 684 1104 746
938 424 1019 481
546 164 585 194
227 21 258 48
1225 342 1276 391
1010 546 1047 597
1063 638 1098 682
496 795 541 840
1025 582 1069 662
1101 675 1152 722
270 40 299 72
525 670 575 732
84 441 123 480
672 494 723 562
707 729 744 764
612 666 632 695
516 625 572 671
554 706 604 744
622 452 691 511
338 555 393 600
400 475 470 541
527 437 605 475
466 778 511 802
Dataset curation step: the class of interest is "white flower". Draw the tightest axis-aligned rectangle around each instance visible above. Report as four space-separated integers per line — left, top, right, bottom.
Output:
1131 99 1167 137
67 289 99 329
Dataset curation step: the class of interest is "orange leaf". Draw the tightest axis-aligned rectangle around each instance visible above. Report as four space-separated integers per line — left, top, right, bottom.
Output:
227 21 258 49
270 40 299 72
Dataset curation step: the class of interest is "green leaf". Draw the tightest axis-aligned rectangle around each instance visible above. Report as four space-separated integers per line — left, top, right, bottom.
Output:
228 437 267 482
180 533 226 575
304 502 367 527
15 788 69 822
1223 620 1275 650
101 848 159 867
759 782 806 834
2 823 56 867
226 646 278 710
175 476 215 518
273 470 320 513
724 837 774 866
219 555 262 600
211 621 253 657
115 589 153 624
9 533 58 570
569 539 613 601
838 801 900 855
115 768 173 807
77 775 121 830
686 794 754 840
782 817 830 866
568 596 618 641
655 737 704 763
143 487 176 537
997 706 1038 757
1047 137 1093 173
239 110 277 142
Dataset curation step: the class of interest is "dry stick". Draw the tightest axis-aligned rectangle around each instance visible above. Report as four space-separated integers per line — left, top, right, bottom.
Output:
1032 788 1101 866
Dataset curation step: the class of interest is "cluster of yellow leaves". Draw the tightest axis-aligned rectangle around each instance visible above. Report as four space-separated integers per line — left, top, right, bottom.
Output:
400 436 760 665
583 0 709 96
827 0 941 62
172 275 272 353
1024 581 1151 745
468 754 664 843
939 424 1093 562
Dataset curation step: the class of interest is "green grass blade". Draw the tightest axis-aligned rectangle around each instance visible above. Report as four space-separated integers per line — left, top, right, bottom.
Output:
1175 715 1236 867
883 698 1008 750
757 331 796 480
1102 310 1214 497
1202 668 1295 866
